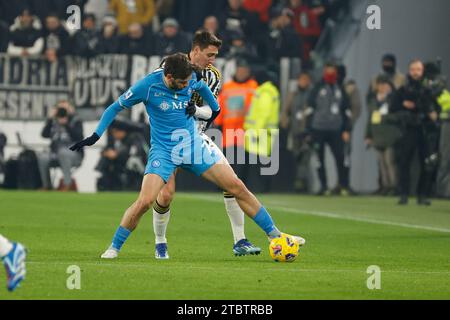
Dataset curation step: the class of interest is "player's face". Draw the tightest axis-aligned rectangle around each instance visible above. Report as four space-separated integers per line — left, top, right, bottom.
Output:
192 45 219 69
166 74 192 91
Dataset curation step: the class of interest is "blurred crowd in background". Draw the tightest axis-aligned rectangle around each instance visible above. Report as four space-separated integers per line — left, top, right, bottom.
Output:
0 0 449 205
0 0 347 65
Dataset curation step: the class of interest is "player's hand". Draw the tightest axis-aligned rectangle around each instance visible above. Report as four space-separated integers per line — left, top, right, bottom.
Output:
185 102 197 119
70 133 100 152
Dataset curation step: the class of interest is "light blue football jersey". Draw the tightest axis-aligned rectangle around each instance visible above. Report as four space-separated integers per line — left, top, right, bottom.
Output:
116 69 220 151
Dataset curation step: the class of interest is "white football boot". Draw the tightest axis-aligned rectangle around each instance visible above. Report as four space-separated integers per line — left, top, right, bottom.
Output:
101 247 119 259
291 235 306 247
269 233 306 247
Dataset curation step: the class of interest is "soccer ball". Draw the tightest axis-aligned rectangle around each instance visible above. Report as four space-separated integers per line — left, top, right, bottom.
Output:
269 234 300 262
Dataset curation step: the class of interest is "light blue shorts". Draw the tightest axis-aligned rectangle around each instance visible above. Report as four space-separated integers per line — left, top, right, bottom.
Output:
145 135 221 183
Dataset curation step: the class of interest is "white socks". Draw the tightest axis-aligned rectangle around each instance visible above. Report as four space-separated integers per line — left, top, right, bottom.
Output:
223 196 246 244
153 209 171 245
151 197 247 246
0 234 13 257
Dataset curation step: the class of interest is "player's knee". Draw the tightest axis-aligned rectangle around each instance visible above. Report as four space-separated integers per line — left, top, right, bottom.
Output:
159 187 175 207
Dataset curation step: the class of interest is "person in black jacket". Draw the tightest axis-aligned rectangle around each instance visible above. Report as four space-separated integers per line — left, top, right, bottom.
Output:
218 0 259 45
365 75 401 196
96 120 148 191
392 59 439 206
97 15 121 54
119 22 153 56
154 18 191 57
37 101 84 191
72 13 100 58
7 8 43 57
43 13 70 62
306 62 352 196
265 6 302 63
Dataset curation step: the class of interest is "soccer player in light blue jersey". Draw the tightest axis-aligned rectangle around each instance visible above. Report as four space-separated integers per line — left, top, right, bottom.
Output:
70 53 305 260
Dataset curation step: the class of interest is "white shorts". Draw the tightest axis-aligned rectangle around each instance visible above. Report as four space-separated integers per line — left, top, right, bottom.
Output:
199 133 229 165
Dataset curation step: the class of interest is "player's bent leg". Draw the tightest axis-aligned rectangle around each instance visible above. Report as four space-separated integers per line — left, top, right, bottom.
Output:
198 134 261 256
156 170 177 207
101 174 166 259
202 159 261 217
121 174 166 230
202 160 306 244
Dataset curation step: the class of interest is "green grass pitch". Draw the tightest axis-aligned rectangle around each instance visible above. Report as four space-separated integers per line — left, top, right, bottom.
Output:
1 191 449 300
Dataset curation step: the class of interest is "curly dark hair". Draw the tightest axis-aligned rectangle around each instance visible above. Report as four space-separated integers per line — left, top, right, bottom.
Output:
163 53 194 80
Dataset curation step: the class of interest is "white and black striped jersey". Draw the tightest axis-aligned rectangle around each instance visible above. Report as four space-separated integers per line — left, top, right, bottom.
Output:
191 64 222 132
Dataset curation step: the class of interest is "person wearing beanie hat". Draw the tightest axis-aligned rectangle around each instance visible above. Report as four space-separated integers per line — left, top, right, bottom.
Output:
154 17 191 56
97 15 121 54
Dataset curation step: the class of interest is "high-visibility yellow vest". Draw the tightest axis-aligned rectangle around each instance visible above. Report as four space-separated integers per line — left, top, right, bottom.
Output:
438 89 450 120
244 82 280 157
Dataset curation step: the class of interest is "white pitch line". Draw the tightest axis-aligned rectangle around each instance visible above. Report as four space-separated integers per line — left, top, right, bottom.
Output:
26 261 450 275
181 194 450 234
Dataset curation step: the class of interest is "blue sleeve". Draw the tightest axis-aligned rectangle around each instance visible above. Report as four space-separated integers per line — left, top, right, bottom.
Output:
118 77 149 109
94 77 149 137
196 80 220 112
94 101 123 137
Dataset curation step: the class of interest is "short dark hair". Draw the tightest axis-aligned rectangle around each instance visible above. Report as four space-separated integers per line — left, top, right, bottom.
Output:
164 53 194 80
192 30 222 50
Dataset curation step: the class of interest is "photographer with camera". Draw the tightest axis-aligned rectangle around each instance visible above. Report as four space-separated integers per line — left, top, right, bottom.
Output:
392 59 439 206
37 101 84 191
95 120 148 192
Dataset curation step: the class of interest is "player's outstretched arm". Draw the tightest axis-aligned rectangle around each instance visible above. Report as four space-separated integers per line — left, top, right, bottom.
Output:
69 132 100 152
69 101 123 152
70 77 148 152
